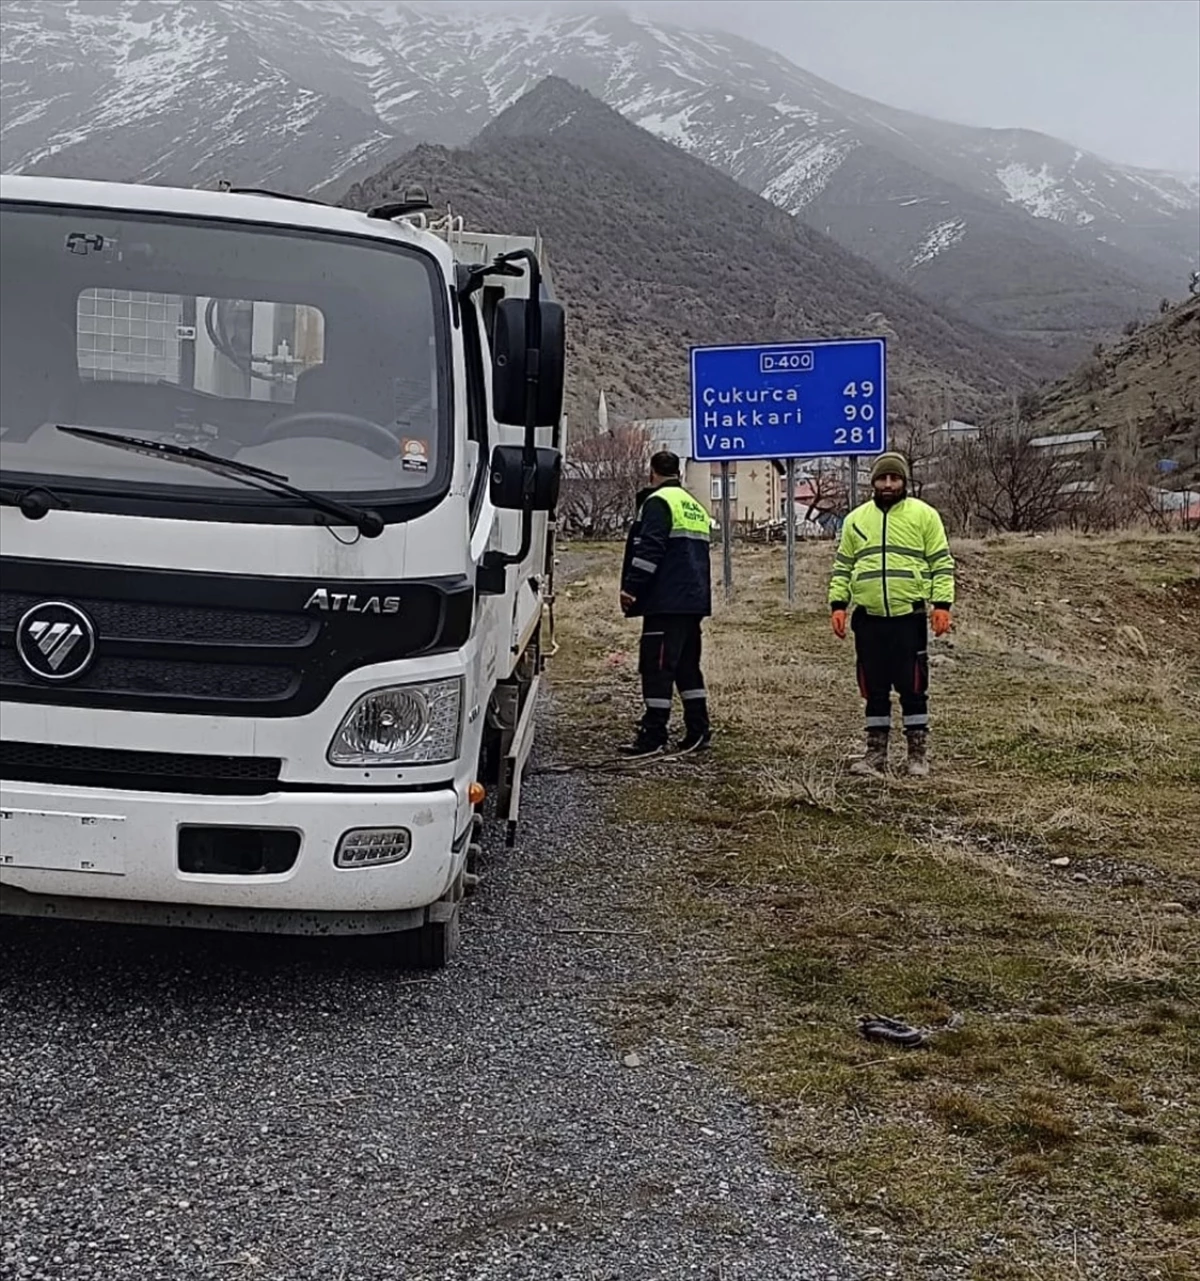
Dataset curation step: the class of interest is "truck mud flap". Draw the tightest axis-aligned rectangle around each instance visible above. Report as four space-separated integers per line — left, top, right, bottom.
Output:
497 671 541 848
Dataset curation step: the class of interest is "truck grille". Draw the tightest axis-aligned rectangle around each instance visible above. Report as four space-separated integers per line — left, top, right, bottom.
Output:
0 741 283 795
0 650 297 701
0 558 474 718
0 592 314 647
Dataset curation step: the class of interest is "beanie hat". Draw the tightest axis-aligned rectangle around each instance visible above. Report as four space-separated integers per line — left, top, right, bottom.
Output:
870 452 911 484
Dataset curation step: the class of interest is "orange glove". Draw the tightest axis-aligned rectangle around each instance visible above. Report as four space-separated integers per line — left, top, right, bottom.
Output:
831 609 847 640
932 608 952 637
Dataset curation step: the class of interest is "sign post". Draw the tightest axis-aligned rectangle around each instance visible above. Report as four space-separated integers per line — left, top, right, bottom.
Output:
719 460 733 602
690 337 887 604
784 457 796 607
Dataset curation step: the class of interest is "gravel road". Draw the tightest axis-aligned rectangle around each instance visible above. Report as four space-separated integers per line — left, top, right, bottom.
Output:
0 705 863 1281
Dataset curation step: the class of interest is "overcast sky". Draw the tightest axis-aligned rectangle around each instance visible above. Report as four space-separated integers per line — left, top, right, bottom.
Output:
436 0 1200 173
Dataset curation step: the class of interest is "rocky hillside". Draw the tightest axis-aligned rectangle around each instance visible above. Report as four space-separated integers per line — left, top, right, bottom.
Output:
798 144 1163 354
345 79 1061 429
1 0 1191 352
1027 293 1200 481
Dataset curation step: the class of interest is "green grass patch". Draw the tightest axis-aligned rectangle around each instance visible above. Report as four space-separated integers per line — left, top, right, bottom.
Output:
552 535 1200 1279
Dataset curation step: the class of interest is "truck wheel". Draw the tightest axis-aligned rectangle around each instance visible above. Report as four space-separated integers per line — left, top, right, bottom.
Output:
392 907 461 971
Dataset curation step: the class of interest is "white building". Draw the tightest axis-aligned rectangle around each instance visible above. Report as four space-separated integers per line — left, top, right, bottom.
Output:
929 418 981 441
1028 429 1106 456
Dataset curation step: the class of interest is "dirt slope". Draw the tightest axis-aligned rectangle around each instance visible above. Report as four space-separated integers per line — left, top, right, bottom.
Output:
1027 294 1200 482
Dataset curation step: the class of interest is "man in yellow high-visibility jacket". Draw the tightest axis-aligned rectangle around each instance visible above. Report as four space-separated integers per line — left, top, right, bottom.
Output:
828 452 956 777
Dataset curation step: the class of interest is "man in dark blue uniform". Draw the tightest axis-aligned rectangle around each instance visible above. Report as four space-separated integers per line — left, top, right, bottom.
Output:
618 450 713 757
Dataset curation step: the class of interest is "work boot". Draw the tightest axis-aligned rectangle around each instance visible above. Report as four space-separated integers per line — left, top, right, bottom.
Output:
677 727 713 754
618 731 667 759
905 729 930 778
849 728 889 776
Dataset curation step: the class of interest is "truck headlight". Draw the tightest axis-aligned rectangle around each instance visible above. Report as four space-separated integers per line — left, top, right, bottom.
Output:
328 678 463 766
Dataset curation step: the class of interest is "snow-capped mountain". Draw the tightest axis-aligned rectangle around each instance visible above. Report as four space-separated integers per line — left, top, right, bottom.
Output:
2 0 1195 342
348 77 1065 427
0 0 407 195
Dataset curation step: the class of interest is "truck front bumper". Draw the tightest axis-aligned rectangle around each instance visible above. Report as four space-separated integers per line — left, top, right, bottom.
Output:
0 780 470 936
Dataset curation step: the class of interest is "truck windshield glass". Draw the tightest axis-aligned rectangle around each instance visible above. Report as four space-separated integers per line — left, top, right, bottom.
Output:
0 203 447 506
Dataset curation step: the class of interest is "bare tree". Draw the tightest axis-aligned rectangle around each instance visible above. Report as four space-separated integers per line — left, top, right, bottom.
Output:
1078 359 1107 392
937 421 1072 534
890 403 937 499
558 423 651 538
1074 416 1182 533
1016 387 1043 423
801 465 849 522
936 444 985 535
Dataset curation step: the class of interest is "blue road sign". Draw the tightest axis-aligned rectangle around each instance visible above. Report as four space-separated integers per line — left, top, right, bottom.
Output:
690 337 887 462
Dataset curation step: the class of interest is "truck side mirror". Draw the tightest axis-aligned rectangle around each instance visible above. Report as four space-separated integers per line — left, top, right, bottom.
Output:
491 296 565 428
489 444 561 512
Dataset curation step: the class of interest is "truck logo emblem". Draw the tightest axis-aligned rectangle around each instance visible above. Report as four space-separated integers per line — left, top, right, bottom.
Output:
15 601 98 682
304 588 401 615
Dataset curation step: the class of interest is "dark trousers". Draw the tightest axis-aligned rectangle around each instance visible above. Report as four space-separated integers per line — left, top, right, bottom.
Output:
852 608 929 735
638 614 709 743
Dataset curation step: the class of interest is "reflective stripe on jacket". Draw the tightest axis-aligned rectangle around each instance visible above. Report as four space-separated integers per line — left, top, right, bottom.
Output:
827 497 955 616
621 480 713 616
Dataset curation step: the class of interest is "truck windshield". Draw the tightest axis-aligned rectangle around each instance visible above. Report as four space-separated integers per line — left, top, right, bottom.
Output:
0 202 448 512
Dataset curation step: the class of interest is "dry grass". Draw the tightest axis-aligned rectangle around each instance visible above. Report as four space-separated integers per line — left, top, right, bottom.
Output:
550 531 1200 1281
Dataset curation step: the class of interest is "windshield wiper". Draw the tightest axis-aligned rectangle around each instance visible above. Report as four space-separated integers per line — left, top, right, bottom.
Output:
55 426 384 538
0 484 72 521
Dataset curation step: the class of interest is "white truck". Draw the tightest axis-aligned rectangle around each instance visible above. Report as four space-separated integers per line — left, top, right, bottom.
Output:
0 174 565 968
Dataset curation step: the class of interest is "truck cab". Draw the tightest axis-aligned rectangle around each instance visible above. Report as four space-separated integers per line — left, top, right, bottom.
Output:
0 175 565 968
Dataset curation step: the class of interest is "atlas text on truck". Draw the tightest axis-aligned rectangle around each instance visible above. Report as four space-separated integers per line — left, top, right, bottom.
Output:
0 174 566 968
